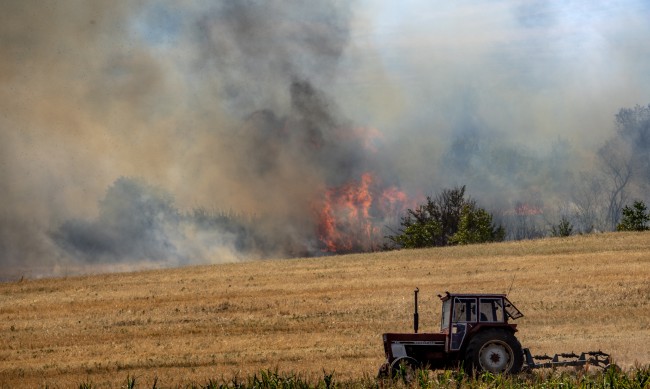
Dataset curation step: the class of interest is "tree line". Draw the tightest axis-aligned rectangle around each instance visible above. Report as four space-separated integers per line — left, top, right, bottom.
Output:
385 185 649 249
386 102 650 248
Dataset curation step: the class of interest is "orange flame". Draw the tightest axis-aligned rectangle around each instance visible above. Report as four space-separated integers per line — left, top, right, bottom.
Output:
316 172 407 252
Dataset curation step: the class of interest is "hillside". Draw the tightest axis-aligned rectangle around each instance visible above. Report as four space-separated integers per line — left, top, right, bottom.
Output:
1 232 649 387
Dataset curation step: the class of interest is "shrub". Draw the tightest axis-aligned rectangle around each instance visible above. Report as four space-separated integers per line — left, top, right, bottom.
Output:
449 205 506 245
387 186 505 248
550 216 573 237
617 200 650 231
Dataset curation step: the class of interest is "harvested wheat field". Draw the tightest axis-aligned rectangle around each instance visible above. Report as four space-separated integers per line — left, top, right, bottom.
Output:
1 232 649 388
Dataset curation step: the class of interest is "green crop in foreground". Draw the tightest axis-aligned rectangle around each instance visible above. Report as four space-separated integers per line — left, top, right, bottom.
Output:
73 366 650 389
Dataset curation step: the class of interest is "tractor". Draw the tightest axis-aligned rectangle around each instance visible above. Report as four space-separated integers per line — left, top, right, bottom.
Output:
378 289 612 377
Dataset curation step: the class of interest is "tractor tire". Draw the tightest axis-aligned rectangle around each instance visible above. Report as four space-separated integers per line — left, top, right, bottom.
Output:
464 329 523 374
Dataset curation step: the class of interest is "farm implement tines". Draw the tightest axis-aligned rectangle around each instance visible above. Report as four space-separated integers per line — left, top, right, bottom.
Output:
523 349 613 370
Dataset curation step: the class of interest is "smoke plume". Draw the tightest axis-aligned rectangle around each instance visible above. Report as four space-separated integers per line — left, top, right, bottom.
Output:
1 1 650 280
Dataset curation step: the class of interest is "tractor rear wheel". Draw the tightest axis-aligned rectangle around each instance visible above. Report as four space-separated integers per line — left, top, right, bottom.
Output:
464 329 523 374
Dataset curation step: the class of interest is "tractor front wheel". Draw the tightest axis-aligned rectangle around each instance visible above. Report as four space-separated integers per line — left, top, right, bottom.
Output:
389 357 419 383
465 329 523 374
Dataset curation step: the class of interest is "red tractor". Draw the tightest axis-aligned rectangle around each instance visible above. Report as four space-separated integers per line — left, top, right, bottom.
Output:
379 289 612 377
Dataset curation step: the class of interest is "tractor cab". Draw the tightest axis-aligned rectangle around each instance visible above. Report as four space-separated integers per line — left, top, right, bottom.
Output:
439 292 523 352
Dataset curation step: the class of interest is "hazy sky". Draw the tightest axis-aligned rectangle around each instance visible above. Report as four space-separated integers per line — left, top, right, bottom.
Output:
343 0 650 142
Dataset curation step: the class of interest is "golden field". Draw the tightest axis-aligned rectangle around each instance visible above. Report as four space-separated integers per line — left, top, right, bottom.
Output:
1 232 649 388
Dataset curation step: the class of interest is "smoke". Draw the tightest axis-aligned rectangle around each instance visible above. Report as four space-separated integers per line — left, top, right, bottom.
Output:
343 0 650 232
1 1 650 279
52 178 183 264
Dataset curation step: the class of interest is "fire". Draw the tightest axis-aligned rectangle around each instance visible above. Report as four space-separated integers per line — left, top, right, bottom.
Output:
316 172 408 253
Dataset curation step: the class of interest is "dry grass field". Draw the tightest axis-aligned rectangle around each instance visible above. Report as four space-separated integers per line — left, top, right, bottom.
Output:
1 232 649 388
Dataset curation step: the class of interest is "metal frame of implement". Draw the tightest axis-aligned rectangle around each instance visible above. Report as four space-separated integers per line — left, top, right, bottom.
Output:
523 349 612 370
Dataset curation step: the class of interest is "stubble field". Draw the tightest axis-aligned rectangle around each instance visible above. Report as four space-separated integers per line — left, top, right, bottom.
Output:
1 232 649 388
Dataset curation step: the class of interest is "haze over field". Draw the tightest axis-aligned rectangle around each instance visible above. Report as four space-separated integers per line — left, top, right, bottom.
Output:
2 1 650 278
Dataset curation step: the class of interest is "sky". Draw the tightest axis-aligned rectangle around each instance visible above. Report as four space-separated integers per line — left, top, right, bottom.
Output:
1 0 649 279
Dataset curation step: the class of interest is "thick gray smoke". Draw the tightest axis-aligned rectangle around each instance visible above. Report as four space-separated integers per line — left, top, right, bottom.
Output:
2 1 650 280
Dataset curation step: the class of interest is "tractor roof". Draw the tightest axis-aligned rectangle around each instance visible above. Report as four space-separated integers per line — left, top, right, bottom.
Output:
438 292 508 301
438 291 524 320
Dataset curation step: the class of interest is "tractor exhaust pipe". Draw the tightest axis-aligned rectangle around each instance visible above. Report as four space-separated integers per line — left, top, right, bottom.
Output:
414 287 419 333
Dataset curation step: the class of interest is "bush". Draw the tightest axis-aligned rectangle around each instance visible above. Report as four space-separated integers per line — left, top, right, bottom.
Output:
387 186 505 248
617 200 650 231
449 204 506 245
550 216 573 237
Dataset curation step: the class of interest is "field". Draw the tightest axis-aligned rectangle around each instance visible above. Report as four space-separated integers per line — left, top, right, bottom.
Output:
1 232 649 388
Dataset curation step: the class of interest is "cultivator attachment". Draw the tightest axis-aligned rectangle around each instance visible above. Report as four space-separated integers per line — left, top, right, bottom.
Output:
523 349 613 370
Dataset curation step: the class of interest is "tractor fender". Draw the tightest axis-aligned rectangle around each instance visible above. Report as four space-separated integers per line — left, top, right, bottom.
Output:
468 323 518 336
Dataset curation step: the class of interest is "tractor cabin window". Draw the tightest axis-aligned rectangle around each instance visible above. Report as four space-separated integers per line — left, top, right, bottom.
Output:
441 299 451 330
479 298 505 322
453 297 477 322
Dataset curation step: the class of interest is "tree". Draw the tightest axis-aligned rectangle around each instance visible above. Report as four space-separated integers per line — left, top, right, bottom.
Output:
570 171 608 233
449 204 506 245
597 138 632 230
386 186 505 248
617 201 650 231
387 217 442 249
583 104 650 232
616 104 650 182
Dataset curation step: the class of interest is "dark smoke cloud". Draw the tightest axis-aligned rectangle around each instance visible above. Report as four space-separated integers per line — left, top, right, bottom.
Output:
193 1 352 116
0 0 370 279
53 178 182 264
2 0 650 280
